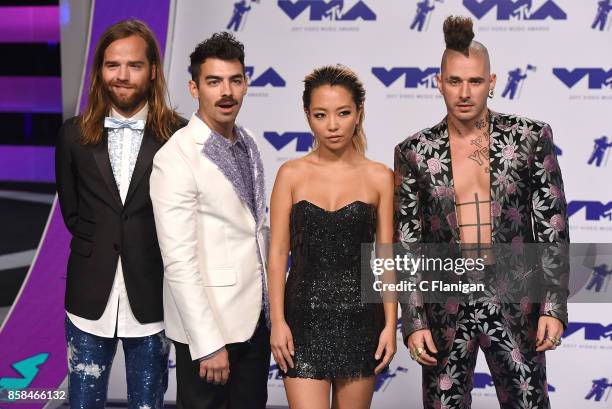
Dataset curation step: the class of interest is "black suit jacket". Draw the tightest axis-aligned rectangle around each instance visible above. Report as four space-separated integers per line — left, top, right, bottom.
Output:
55 116 186 323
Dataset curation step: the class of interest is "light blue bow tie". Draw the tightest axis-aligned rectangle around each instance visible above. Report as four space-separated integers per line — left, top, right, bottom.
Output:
104 117 145 131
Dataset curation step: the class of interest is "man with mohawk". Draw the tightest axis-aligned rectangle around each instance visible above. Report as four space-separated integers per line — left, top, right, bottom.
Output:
394 15 569 408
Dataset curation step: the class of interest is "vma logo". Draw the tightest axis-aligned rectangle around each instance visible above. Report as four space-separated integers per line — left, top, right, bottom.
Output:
474 372 556 391
463 0 567 20
588 136 612 167
226 0 259 31
501 65 536 100
592 0 612 31
564 322 612 340
410 0 442 32
278 0 376 21
264 132 314 152
568 201 612 221
586 264 612 293
553 68 612 89
372 67 439 88
374 366 408 392
245 67 286 87
585 377 612 402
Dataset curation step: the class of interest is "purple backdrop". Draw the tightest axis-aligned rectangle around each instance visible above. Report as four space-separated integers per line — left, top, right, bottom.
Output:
0 1 172 407
0 6 60 43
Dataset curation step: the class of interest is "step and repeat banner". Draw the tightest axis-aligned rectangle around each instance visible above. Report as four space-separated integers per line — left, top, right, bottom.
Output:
113 1 612 408
2 1 609 408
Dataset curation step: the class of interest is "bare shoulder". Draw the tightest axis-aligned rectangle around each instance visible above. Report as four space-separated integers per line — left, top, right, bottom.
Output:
362 159 394 199
363 159 394 182
278 157 310 174
275 157 310 184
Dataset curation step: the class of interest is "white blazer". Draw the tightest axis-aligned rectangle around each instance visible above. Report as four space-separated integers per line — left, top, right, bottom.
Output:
150 114 268 360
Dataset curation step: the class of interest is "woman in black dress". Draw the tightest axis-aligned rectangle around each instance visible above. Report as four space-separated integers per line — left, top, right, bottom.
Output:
267 65 397 409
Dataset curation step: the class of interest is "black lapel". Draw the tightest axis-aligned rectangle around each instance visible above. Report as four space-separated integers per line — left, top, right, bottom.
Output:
433 119 461 243
92 129 123 211
124 129 162 207
488 111 512 239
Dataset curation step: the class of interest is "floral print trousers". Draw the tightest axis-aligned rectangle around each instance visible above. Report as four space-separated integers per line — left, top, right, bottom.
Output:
421 301 551 409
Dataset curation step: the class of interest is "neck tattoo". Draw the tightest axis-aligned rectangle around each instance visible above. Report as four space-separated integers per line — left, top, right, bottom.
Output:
450 116 491 174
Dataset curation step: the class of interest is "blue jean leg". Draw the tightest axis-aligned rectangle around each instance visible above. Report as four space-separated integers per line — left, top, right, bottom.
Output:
123 331 171 409
66 318 118 409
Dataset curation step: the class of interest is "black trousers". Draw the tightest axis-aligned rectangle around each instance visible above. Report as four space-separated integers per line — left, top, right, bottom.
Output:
174 315 271 409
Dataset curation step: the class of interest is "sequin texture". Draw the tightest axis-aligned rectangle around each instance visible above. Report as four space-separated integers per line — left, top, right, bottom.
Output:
65 317 170 409
284 200 385 379
107 127 143 192
202 125 270 327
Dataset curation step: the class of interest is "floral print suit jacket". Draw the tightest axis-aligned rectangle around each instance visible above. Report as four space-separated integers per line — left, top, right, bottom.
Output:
394 111 570 349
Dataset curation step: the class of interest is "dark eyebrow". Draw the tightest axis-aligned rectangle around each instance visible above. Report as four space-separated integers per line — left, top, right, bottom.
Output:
310 105 352 112
204 74 245 81
446 75 485 81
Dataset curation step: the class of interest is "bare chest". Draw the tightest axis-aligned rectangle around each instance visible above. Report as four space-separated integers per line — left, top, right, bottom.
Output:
449 132 492 245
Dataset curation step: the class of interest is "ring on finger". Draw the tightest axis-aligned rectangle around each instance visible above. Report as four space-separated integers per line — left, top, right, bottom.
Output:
411 347 424 361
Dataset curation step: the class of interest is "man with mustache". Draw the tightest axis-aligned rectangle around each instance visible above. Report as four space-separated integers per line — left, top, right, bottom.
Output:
394 16 569 408
150 32 270 409
55 20 184 408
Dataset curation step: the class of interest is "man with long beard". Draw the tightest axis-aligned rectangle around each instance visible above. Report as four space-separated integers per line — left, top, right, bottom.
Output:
55 19 184 408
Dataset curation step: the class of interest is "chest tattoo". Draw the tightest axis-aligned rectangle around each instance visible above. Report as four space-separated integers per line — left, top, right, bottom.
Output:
451 119 491 173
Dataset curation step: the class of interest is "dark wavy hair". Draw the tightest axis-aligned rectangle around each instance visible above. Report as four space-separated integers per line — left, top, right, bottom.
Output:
190 32 245 84
79 19 180 144
302 65 367 154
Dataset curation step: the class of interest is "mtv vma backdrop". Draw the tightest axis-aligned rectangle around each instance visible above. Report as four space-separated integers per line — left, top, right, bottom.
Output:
2 1 610 408
157 1 611 407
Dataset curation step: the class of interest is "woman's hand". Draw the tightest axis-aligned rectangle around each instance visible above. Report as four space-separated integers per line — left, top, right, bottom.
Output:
374 324 397 374
270 320 295 373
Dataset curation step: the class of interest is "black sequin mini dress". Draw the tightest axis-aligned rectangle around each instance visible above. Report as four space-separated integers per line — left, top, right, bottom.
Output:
284 200 385 379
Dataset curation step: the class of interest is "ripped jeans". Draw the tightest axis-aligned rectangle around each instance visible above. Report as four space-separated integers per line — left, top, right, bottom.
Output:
65 317 170 409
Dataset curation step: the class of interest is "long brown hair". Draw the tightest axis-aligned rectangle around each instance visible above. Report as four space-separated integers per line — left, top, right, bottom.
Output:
302 65 367 154
79 19 180 145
